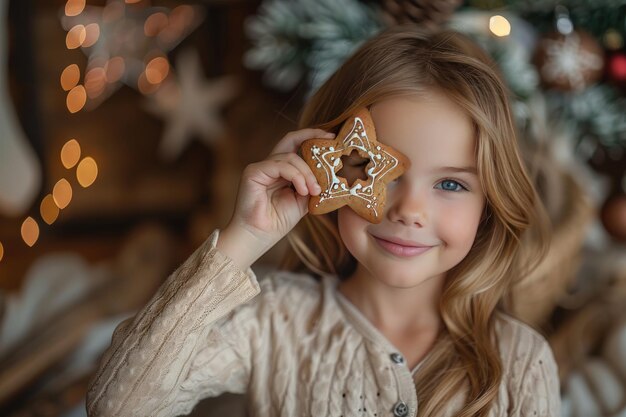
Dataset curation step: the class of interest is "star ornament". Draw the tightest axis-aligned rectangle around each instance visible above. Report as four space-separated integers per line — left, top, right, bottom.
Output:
144 49 239 161
300 108 410 223
60 0 204 108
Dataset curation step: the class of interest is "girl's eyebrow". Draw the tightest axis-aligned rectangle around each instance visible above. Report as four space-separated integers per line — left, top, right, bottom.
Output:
432 166 478 176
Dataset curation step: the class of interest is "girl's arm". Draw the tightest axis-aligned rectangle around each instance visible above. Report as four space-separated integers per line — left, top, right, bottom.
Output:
86 127 329 417
85 229 260 417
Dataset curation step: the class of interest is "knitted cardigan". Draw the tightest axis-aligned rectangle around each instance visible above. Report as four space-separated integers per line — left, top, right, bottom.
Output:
86 229 561 417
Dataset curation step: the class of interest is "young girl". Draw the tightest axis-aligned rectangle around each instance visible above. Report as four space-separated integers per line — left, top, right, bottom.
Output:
86 26 560 417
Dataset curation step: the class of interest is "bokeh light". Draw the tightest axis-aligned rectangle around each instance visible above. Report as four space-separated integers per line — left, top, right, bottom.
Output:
145 56 169 84
82 23 100 48
67 85 87 113
61 139 81 169
65 0 86 17
137 71 159 94
604 29 624 50
489 15 511 37
66 24 87 49
144 12 168 37
41 194 60 225
77 157 98 188
105 57 125 83
53 179 73 209
60 64 80 91
21 217 39 247
159 5 195 44
85 67 107 99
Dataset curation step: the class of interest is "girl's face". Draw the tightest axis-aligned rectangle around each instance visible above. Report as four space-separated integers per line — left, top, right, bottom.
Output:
337 91 486 288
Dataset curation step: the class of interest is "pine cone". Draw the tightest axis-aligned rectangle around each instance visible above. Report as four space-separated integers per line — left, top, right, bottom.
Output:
381 0 463 28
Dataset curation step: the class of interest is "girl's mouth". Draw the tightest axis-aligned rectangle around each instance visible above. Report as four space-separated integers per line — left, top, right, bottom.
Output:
372 236 434 258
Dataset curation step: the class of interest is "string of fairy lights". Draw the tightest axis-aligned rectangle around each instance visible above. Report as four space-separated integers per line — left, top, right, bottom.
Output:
14 0 102 254
0 0 202 264
0 0 506 264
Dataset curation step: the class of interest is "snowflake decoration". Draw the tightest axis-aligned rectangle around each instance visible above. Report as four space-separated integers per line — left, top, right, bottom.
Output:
540 33 603 91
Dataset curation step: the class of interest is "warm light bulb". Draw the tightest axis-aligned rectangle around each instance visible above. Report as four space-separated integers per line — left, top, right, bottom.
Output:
77 157 98 188
67 85 87 113
489 15 511 37
83 23 100 48
41 194 60 225
66 24 87 49
0 241 4 262
145 56 169 84
21 217 39 247
53 179 73 209
138 71 158 94
85 67 107 99
60 64 80 91
65 0 85 17
61 139 81 169
105 57 125 83
144 12 168 37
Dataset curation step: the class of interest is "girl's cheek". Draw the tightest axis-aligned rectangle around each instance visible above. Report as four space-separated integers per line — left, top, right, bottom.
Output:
337 207 360 243
434 199 483 236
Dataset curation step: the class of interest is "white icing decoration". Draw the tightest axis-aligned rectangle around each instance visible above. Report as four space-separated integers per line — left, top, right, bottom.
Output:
310 116 402 218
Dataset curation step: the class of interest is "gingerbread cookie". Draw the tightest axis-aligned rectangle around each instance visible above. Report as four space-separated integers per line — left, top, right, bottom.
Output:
300 107 410 223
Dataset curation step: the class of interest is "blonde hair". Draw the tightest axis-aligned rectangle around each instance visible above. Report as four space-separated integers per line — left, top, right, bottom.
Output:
281 26 552 417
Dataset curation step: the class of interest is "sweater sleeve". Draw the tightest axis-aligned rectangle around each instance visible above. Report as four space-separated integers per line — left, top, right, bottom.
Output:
512 340 561 417
85 229 262 417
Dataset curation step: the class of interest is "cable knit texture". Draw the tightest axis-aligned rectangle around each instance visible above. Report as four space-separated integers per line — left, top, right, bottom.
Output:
86 229 561 417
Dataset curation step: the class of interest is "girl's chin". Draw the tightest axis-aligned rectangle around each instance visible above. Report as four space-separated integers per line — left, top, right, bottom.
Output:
368 269 429 288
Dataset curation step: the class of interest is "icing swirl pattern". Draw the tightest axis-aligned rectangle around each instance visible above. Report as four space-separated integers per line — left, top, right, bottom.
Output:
300 107 410 223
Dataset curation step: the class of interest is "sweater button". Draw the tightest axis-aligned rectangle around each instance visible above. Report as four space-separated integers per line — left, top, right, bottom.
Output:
393 401 409 417
390 352 405 364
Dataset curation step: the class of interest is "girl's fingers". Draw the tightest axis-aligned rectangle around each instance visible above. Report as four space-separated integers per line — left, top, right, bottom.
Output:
271 152 321 195
252 160 310 196
269 129 335 156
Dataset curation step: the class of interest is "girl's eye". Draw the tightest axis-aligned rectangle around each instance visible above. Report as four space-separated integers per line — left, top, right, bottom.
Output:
435 179 468 192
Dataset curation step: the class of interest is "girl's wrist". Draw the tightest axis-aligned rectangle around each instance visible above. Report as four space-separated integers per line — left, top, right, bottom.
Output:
216 222 271 270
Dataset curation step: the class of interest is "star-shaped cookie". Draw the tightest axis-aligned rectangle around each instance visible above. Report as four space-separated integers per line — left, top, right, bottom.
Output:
300 107 410 223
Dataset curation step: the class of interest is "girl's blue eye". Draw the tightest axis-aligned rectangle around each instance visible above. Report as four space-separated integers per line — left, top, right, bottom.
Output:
436 179 467 192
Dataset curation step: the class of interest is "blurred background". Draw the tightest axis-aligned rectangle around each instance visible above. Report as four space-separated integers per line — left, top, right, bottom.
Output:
0 0 624 416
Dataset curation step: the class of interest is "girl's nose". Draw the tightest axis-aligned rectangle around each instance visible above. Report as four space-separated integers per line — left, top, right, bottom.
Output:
386 187 427 226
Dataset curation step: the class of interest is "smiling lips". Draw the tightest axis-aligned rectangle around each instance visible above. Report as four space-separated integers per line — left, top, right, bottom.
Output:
372 235 434 257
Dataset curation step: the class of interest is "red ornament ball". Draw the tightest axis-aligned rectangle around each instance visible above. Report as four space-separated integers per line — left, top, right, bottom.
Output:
607 52 626 85
600 192 626 241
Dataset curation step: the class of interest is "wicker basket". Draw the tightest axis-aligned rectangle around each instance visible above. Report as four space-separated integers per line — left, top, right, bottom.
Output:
510 150 596 327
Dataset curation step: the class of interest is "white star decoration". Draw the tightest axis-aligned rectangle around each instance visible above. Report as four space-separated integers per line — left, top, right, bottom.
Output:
144 49 239 161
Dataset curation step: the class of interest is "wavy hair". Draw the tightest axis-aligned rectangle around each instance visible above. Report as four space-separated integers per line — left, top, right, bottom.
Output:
280 26 552 417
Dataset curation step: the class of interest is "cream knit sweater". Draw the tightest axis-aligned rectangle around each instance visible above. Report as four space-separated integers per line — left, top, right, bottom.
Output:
86 229 561 417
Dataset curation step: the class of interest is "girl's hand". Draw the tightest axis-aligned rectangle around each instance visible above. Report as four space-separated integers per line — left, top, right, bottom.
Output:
217 129 335 269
